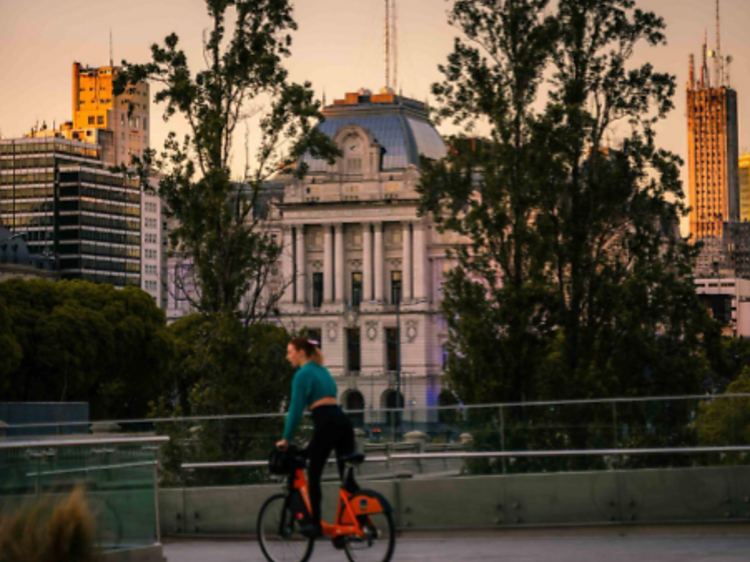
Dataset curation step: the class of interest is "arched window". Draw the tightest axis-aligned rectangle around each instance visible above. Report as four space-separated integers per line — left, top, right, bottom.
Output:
382 389 404 429
344 390 365 428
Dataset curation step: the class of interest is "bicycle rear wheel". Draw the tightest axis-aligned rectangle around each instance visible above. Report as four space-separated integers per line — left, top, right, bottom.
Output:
257 493 314 562
344 510 396 562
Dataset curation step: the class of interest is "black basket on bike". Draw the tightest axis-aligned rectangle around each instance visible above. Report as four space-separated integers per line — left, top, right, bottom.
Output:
268 447 307 475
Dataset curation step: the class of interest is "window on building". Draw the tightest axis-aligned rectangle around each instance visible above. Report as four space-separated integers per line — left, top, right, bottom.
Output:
391 270 402 304
88 116 95 125
344 391 365 427
312 272 324 309
143 117 148 130
97 116 104 125
351 272 362 308
385 327 400 372
346 328 361 373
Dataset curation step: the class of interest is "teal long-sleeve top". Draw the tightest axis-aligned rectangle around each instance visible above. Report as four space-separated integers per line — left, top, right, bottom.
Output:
283 362 338 442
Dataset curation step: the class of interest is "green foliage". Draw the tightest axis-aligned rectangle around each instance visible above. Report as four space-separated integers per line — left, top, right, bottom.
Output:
0 279 174 419
421 0 717 409
696 368 750 449
156 314 295 486
704 337 750 393
0 299 21 396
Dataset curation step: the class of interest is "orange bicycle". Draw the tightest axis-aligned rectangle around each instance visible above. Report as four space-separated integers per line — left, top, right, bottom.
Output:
257 446 395 562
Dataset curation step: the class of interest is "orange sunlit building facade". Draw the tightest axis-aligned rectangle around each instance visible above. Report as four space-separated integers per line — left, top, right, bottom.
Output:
28 63 149 168
71 62 150 166
687 52 739 240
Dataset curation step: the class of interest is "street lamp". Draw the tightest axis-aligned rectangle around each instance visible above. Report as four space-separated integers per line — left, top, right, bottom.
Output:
394 294 427 441
369 295 427 441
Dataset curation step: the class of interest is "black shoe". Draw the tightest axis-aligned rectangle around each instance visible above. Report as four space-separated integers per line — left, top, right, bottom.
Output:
298 524 322 539
332 536 348 550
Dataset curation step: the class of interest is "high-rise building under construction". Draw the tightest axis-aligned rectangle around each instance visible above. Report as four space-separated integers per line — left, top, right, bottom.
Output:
687 7 739 241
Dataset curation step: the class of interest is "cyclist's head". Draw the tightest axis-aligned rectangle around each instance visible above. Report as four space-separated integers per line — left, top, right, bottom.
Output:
287 337 324 367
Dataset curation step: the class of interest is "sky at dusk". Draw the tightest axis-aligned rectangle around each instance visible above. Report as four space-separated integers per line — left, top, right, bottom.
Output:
1 0 749 220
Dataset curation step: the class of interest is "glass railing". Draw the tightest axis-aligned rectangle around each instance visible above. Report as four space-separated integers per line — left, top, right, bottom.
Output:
3 394 750 485
0 436 166 553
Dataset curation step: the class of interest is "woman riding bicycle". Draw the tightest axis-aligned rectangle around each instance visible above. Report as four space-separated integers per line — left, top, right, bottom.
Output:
276 337 355 538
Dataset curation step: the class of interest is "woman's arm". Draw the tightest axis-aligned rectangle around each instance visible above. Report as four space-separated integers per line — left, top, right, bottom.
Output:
282 370 308 442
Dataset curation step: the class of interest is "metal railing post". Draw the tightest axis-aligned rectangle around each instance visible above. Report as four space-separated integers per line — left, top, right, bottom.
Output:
499 406 507 475
153 461 162 544
612 401 619 464
35 453 41 499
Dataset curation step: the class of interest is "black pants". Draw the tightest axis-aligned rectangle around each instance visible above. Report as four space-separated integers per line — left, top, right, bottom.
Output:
308 405 355 529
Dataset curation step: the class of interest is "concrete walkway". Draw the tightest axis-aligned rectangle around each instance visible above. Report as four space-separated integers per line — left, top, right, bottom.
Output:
164 534 750 562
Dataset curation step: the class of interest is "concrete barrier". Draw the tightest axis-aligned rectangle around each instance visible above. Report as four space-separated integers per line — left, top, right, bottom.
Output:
159 465 750 535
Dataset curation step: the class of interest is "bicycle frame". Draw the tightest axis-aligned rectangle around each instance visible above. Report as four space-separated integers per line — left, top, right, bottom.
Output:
285 464 386 539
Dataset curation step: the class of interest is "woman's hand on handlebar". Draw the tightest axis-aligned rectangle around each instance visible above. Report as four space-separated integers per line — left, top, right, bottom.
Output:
276 439 289 451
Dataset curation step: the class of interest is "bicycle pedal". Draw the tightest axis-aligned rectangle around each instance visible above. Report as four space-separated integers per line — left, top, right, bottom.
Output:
332 536 348 550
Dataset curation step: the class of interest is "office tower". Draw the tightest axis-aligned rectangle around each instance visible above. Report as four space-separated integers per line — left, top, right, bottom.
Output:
0 137 141 287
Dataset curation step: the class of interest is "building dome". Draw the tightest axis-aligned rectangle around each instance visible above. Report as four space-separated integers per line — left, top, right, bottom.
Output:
301 92 446 173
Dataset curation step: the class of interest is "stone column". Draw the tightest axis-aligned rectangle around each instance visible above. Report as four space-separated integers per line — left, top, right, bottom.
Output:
362 223 373 302
374 222 384 302
402 222 413 302
335 223 345 303
295 225 306 304
281 226 294 303
323 225 333 303
413 220 427 301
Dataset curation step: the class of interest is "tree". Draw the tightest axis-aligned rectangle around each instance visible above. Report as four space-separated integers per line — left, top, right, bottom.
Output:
421 0 716 410
0 299 21 397
696 368 750 450
703 336 750 394
0 279 174 420
157 314 295 486
114 0 339 321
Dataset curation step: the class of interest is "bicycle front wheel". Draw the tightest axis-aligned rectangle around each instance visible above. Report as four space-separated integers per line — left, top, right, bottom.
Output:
344 510 396 562
257 493 314 562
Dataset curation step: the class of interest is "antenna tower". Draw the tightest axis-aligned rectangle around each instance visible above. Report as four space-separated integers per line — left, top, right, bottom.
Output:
392 0 398 91
714 0 722 87
384 0 390 91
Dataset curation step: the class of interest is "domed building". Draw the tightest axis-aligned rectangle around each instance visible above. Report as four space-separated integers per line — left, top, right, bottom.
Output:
271 89 456 430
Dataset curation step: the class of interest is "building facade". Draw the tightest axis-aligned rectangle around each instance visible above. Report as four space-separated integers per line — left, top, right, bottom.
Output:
0 137 141 287
686 47 739 240
0 225 56 281
695 276 750 337
141 188 168 307
22 61 167 304
740 153 750 222
269 89 454 420
71 62 150 166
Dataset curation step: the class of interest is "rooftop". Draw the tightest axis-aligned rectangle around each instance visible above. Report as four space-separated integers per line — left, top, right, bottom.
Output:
301 89 447 172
